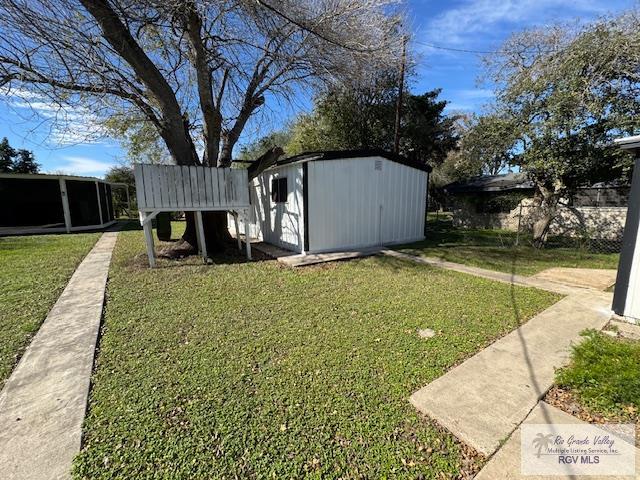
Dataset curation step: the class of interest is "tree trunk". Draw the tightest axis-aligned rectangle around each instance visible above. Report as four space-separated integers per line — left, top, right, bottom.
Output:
183 211 232 249
531 189 560 248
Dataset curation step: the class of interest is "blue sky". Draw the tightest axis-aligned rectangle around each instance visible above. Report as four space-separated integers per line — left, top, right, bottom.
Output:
0 0 634 178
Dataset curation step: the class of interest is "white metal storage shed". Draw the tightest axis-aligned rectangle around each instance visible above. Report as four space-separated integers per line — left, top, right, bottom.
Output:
234 150 430 254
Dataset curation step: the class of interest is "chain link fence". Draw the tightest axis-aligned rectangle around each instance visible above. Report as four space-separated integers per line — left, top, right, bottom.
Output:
431 205 625 254
433 184 629 254
510 203 624 253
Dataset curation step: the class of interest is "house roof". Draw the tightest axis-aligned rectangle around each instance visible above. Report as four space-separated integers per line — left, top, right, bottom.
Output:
272 149 433 173
445 172 534 194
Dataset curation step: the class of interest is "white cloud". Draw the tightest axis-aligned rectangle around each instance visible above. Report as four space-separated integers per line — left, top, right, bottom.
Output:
421 0 611 48
456 88 494 100
0 87 107 146
48 156 116 177
444 88 495 112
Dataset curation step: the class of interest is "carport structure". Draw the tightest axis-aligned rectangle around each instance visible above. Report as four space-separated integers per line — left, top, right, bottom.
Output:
0 172 119 235
133 164 252 267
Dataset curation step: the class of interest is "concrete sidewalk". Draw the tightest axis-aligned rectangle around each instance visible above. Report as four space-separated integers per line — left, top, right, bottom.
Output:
532 267 617 291
475 402 640 479
381 250 586 295
0 232 118 480
409 286 612 457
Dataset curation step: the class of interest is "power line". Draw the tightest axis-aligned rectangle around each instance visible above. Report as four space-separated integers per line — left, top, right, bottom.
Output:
255 0 388 54
413 40 503 55
414 40 562 55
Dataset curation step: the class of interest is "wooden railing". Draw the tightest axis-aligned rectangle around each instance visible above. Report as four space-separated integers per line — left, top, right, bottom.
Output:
133 164 252 267
134 164 249 211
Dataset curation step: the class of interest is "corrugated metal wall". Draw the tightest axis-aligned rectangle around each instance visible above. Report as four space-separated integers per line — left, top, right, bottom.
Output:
307 157 426 253
233 164 305 253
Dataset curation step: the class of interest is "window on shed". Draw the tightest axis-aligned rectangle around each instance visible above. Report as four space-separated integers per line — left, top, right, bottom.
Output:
271 177 288 203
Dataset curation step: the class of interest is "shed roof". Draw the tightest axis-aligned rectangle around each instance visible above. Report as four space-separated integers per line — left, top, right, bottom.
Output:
273 149 432 173
615 135 640 152
445 172 534 193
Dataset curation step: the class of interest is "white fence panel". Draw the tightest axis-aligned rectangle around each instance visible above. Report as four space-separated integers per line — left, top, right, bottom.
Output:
134 164 250 210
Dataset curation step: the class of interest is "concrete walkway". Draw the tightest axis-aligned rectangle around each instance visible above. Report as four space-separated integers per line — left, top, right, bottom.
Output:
385 250 616 459
280 247 383 267
381 250 586 295
410 290 612 457
0 232 118 480
252 241 382 267
475 402 640 479
532 267 617 291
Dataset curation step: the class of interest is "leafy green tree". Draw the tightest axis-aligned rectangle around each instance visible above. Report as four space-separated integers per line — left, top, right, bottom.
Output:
0 138 16 173
400 90 458 166
12 150 40 173
238 130 293 161
482 12 640 246
102 116 170 165
0 137 39 173
457 113 517 176
284 75 458 167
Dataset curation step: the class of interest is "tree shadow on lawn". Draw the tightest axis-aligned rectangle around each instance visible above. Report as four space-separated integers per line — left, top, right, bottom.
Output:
128 238 274 270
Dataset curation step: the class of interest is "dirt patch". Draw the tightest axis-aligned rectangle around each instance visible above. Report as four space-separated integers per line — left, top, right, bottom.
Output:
128 238 272 270
544 386 639 446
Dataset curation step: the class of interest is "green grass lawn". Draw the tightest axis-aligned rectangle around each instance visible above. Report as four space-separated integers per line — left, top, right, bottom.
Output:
396 216 619 276
0 233 100 385
74 229 560 479
556 330 640 420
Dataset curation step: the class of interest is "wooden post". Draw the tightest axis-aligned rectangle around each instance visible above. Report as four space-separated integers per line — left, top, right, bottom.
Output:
233 212 242 251
59 178 72 233
195 210 208 262
140 212 156 268
393 35 407 154
244 210 252 260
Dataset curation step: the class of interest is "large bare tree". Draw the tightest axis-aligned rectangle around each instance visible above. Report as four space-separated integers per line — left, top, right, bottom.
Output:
0 0 404 253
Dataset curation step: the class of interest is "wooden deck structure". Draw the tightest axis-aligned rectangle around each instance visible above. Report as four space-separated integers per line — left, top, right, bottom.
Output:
134 164 252 267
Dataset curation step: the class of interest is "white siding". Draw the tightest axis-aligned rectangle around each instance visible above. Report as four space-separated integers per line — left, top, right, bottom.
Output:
232 164 305 253
307 156 426 253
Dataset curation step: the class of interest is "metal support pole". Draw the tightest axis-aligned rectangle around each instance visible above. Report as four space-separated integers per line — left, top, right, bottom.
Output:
95 181 104 226
59 178 72 233
515 203 523 247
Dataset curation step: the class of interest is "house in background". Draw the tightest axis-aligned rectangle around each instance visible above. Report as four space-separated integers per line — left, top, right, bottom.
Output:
232 150 430 254
444 173 535 230
444 172 629 242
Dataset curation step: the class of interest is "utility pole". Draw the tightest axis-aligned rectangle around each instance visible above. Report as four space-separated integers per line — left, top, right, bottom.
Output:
393 35 407 154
